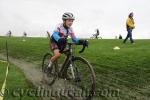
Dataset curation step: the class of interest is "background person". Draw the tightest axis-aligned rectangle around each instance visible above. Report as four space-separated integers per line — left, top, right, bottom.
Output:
123 12 135 44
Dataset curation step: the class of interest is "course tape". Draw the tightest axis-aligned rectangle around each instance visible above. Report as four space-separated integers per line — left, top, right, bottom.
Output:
0 60 9 100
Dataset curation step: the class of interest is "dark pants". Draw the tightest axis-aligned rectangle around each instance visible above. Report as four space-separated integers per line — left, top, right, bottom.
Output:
123 29 134 43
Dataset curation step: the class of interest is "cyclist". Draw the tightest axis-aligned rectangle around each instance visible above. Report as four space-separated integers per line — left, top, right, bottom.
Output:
47 12 88 70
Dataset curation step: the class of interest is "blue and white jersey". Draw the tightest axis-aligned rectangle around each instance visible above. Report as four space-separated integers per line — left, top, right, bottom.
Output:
52 23 79 44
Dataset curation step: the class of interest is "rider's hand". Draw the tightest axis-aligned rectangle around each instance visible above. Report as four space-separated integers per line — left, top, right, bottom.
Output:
57 37 67 52
78 40 88 47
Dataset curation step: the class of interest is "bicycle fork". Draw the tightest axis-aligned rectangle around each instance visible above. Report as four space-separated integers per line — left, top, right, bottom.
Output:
69 64 75 79
69 60 81 82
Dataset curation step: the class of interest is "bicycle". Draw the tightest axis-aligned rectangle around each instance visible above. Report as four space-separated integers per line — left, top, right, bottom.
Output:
90 34 102 39
42 32 96 100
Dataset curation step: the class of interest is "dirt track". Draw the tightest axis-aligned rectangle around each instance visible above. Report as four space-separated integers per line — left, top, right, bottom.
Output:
0 54 84 100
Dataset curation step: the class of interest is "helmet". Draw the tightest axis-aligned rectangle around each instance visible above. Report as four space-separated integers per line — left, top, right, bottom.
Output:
62 12 75 20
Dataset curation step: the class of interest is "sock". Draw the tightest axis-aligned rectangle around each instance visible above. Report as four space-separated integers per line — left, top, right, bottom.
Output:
48 61 52 68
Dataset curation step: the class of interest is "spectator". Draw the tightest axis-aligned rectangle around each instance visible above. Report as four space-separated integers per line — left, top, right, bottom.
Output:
123 12 135 44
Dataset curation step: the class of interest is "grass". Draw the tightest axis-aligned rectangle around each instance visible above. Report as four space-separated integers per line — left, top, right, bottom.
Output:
0 61 40 100
0 36 150 99
0 61 7 88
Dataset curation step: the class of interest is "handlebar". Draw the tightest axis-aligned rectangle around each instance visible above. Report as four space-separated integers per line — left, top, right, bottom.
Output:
61 42 87 54
67 43 88 53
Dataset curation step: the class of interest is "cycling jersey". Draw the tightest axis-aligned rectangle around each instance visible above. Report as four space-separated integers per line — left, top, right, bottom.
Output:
51 23 79 50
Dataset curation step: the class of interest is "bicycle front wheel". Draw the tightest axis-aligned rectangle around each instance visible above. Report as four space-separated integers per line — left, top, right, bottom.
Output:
67 56 96 100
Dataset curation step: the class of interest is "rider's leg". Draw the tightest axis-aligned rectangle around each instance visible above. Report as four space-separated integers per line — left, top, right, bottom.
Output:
51 49 61 62
47 49 61 68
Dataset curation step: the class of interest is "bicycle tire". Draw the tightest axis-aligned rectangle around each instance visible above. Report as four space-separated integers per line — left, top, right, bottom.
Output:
67 56 96 100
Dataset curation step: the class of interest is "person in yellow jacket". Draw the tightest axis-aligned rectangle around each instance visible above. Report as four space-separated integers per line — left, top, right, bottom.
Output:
123 12 135 43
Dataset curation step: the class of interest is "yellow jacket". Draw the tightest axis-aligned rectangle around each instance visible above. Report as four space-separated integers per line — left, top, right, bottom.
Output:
126 17 135 29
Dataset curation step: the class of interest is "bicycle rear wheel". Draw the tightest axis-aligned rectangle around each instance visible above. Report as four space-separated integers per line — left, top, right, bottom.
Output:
42 53 57 86
67 56 96 100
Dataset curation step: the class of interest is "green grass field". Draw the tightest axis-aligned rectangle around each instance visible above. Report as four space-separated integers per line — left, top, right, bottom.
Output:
0 36 150 100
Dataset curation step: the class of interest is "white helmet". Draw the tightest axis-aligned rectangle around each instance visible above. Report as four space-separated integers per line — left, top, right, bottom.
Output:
62 12 75 20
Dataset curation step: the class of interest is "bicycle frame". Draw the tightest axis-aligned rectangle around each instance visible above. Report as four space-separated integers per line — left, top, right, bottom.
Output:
55 43 75 78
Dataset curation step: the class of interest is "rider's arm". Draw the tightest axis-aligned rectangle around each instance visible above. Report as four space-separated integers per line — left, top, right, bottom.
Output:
70 32 79 44
52 24 62 42
70 32 88 46
69 28 79 44
52 31 60 42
